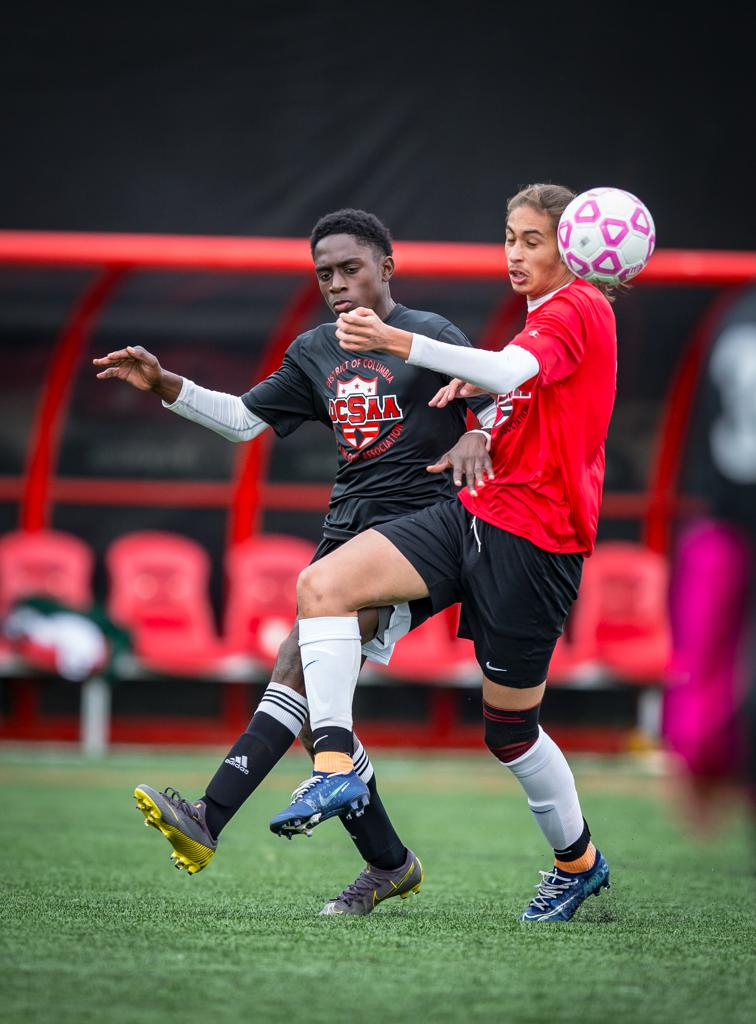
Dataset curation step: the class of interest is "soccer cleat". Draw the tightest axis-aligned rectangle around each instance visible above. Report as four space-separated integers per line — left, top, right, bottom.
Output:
519 849 610 922
320 848 424 916
134 784 217 875
269 770 370 838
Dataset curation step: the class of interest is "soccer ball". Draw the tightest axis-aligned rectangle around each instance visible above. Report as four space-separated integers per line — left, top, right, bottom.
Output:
557 187 655 285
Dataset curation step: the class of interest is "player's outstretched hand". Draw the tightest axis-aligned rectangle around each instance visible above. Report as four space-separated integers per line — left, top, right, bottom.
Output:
336 308 412 357
429 378 490 408
427 430 494 496
93 345 163 392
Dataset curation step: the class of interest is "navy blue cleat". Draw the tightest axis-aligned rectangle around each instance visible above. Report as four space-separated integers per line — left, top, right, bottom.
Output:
269 771 370 838
520 849 610 922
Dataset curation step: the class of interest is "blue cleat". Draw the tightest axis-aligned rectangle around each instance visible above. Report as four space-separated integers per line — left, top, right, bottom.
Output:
269 771 370 838
519 849 610 922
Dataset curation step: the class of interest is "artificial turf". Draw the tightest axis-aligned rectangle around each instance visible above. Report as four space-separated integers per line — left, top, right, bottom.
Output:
2 747 753 1024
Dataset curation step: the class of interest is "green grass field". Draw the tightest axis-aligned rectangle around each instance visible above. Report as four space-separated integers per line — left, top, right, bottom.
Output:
2 747 754 1024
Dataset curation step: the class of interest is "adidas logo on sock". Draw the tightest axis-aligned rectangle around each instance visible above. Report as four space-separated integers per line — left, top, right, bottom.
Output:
224 755 249 775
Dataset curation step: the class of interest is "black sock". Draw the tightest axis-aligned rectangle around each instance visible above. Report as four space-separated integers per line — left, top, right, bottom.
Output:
553 818 592 862
311 725 354 756
339 775 407 870
202 711 296 839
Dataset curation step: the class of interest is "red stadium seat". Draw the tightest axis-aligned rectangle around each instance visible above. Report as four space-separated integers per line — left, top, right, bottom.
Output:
0 529 94 615
105 530 230 676
547 626 600 683
576 541 672 681
0 529 100 678
548 582 604 682
223 533 317 667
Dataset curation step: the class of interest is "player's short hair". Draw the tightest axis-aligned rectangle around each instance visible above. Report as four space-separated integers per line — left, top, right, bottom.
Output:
309 209 393 260
506 183 576 233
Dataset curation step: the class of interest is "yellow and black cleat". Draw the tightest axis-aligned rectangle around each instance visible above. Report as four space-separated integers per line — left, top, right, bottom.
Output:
134 784 217 875
320 849 424 916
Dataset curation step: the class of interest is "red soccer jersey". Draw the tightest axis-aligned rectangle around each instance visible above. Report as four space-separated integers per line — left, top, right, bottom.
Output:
460 277 617 555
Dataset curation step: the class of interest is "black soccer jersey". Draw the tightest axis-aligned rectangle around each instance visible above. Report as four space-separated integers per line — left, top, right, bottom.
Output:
242 303 487 540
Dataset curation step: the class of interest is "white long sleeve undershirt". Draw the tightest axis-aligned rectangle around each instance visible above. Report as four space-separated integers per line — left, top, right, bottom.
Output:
165 376 498 441
408 335 540 396
476 401 498 430
162 378 269 442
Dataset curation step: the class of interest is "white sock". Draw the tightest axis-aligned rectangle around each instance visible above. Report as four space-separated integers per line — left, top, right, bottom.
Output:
255 680 375 781
352 735 375 784
298 616 361 732
504 727 584 851
254 681 308 737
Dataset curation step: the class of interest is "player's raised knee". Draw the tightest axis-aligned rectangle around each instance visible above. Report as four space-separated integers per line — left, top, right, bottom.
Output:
296 562 345 615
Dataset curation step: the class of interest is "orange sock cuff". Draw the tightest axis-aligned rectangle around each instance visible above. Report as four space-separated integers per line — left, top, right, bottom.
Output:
314 752 354 775
555 842 596 874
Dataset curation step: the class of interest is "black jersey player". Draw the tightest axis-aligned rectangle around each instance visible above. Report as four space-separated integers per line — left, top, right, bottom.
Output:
94 209 495 915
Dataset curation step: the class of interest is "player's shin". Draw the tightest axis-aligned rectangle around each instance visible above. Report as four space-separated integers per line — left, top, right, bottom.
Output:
488 712 595 870
298 615 362 773
201 682 308 837
340 736 408 869
268 617 368 836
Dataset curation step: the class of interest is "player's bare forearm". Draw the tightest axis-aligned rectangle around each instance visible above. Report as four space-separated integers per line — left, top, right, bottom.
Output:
150 370 183 403
336 308 412 357
93 344 183 402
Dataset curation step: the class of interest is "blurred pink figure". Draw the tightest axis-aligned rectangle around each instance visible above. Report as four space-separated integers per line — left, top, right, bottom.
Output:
663 517 755 829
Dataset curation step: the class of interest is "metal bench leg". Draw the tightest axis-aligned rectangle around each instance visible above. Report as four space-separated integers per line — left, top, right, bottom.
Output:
637 686 662 741
80 675 110 757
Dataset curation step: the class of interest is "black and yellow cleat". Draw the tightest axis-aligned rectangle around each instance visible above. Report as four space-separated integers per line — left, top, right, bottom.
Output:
134 784 217 875
319 848 424 916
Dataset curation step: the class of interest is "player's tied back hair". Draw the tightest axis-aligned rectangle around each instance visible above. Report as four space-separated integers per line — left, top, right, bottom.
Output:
310 209 393 259
507 183 576 232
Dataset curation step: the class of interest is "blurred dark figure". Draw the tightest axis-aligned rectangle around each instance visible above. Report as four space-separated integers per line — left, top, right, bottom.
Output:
663 301 756 833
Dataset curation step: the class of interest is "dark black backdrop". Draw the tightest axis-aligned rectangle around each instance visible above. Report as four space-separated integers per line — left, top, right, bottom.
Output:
1 5 753 248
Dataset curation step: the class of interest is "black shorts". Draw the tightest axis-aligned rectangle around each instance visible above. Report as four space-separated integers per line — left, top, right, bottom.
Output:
373 499 583 687
312 536 435 647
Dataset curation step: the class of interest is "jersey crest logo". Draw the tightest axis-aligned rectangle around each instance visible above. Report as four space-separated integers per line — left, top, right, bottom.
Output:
494 388 532 427
328 375 404 450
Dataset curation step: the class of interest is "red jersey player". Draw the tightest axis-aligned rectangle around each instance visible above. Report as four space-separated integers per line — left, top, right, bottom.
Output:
269 183 619 924
456 273 617 556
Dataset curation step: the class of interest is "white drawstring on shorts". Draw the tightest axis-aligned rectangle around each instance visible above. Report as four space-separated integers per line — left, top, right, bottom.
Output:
470 516 482 553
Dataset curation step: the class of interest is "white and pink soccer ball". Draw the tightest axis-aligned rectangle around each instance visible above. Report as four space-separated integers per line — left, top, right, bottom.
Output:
557 187 655 286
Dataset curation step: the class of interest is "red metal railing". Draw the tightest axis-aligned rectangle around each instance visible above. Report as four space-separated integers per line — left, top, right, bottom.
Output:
2 230 756 283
